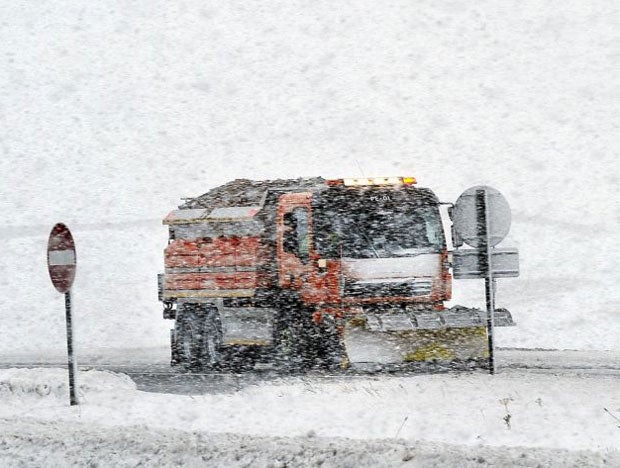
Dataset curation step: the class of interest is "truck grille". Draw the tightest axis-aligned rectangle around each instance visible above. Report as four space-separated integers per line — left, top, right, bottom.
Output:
344 279 432 298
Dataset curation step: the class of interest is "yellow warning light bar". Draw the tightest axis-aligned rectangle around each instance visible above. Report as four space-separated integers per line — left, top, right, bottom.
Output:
327 177 417 187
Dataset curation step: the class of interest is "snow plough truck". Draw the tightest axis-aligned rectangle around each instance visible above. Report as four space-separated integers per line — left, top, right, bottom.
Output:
158 176 514 371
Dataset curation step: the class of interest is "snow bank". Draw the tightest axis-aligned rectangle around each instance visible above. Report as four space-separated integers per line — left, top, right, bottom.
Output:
2 418 618 468
1 368 618 458
0 368 135 402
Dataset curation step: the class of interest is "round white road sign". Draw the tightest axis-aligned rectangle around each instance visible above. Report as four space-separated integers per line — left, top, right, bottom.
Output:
453 186 511 248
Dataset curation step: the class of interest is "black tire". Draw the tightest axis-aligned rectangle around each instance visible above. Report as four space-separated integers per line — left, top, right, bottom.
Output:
174 304 224 371
315 318 346 371
273 314 302 371
202 307 224 369
273 302 313 372
175 311 201 371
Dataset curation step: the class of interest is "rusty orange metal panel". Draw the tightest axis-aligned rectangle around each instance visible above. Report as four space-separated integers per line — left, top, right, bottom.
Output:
165 236 264 269
166 240 200 255
165 272 260 291
301 259 342 304
430 251 451 303
165 255 203 268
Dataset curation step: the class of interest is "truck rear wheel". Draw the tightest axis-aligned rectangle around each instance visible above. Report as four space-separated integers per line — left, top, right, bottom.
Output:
202 308 224 368
179 316 201 370
174 304 224 371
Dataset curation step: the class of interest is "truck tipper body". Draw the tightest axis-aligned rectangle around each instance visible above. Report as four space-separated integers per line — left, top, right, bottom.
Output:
158 176 513 370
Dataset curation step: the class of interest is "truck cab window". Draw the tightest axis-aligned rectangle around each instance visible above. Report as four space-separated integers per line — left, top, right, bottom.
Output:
282 208 310 260
282 212 297 253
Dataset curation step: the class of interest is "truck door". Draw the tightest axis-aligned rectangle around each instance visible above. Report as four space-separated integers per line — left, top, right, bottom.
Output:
277 193 313 291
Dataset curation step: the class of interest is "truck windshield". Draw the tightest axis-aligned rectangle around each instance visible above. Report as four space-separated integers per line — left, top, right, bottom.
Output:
313 187 445 258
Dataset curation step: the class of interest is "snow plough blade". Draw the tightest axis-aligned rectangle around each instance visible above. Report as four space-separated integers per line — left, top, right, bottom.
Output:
343 307 514 368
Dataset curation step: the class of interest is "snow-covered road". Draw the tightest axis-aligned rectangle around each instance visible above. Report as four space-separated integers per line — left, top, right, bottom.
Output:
2 347 619 393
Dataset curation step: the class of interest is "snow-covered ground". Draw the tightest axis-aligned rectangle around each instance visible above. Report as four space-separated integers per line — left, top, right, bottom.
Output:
5 419 617 468
1 367 619 466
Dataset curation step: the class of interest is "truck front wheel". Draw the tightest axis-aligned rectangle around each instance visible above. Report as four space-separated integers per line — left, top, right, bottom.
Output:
273 303 316 372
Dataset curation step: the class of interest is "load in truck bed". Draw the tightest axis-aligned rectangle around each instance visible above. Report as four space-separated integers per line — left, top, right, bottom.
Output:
179 177 325 210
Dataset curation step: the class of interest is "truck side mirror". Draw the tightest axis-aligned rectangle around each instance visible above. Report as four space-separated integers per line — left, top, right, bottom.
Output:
446 205 463 248
452 225 463 249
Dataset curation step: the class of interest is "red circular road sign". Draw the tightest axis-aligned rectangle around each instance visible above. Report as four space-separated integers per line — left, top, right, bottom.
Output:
47 223 76 293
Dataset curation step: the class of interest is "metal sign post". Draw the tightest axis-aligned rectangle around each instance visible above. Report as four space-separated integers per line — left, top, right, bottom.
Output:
452 185 519 375
476 189 496 374
64 290 78 406
47 223 79 406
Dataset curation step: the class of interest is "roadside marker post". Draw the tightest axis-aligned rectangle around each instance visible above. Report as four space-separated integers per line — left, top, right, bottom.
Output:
47 223 79 406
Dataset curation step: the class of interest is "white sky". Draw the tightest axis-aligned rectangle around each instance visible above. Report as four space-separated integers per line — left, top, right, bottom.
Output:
1 1 618 352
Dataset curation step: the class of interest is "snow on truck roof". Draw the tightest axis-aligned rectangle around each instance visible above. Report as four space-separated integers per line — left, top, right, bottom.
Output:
179 177 326 210
163 206 263 225
164 176 433 225
164 177 325 225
